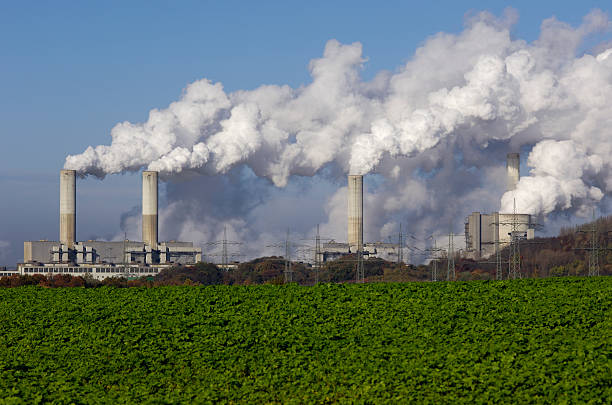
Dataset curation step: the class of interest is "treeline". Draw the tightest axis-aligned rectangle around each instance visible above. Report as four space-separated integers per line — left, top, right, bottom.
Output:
442 215 612 279
3 215 612 287
0 256 429 288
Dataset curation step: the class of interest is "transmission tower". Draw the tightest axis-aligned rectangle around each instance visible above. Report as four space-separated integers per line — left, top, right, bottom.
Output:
284 229 293 283
356 248 365 283
447 232 454 281
507 199 522 279
397 223 403 265
267 230 314 283
315 224 321 284
425 237 444 282
482 201 542 280
574 209 611 277
206 226 243 268
295 225 335 284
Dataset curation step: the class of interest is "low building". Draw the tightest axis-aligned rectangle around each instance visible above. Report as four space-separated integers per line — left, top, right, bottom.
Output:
19 170 201 280
464 211 536 259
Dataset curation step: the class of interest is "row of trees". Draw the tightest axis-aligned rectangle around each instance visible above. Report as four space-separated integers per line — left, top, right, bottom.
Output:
3 215 612 287
0 256 431 288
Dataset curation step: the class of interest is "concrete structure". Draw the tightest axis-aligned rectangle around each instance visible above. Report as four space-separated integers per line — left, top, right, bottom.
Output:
59 169 76 249
20 169 201 279
347 174 363 252
317 240 401 264
0 267 18 277
314 175 403 264
465 152 536 259
142 171 158 248
18 263 164 281
465 212 535 259
506 153 520 192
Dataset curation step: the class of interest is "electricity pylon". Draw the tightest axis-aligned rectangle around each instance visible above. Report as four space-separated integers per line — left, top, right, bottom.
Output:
206 226 242 268
356 248 365 283
574 209 610 277
508 199 521 279
445 228 462 281
425 236 444 282
484 200 541 280
397 223 403 265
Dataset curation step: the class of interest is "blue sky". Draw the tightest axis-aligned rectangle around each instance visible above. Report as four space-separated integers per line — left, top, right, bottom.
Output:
1 1 611 266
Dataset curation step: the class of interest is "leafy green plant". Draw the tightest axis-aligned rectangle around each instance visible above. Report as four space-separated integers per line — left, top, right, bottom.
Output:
0 278 610 403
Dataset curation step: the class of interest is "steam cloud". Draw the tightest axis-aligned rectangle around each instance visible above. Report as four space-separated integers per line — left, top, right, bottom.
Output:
66 10 612 254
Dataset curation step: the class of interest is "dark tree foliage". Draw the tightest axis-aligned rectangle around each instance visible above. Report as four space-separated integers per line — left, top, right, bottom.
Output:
156 262 223 285
4 215 612 288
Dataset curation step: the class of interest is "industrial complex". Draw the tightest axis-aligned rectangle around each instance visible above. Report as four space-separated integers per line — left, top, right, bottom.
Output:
317 174 401 263
9 151 533 279
18 170 201 280
464 153 536 259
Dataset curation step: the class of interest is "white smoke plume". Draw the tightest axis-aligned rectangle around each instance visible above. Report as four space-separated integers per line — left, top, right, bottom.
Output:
66 9 612 256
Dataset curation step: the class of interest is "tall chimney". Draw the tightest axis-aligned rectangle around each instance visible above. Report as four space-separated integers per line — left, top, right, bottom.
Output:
142 171 158 248
59 169 76 248
348 174 363 252
506 153 520 192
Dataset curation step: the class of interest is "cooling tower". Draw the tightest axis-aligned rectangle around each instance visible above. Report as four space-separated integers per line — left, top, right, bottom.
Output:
507 153 520 192
348 174 363 252
142 171 158 248
59 169 76 248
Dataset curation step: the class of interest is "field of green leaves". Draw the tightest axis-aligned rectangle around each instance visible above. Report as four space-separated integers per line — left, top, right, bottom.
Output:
0 277 610 403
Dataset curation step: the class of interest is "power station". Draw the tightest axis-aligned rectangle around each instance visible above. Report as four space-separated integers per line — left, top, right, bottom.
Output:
464 153 536 259
12 151 535 278
317 174 401 263
18 170 201 280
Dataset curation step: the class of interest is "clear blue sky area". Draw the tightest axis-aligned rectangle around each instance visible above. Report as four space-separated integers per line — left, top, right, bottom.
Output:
0 1 610 266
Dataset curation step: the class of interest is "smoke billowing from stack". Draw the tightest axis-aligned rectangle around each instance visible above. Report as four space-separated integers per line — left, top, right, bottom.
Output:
348 175 363 252
59 170 76 248
142 171 158 248
63 9 612 244
506 153 520 192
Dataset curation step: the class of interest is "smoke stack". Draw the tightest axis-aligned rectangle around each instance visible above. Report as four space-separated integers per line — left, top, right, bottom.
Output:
142 171 158 248
506 153 520 192
59 169 76 248
348 174 363 252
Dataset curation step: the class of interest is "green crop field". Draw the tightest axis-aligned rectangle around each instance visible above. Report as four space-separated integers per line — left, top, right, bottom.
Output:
0 278 610 404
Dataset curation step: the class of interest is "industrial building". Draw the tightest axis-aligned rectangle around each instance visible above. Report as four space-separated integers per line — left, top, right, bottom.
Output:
464 153 536 259
18 170 201 280
318 174 401 264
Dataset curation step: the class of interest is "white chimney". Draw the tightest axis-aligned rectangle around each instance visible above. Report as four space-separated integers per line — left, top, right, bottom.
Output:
59 169 76 248
348 174 363 252
142 171 158 248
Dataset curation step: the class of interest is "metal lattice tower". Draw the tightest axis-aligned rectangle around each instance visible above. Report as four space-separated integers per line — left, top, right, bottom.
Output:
205 226 242 267
508 199 521 279
575 210 605 277
284 229 293 283
430 238 440 282
314 224 321 284
222 226 229 268
495 238 503 280
397 223 404 265
588 210 600 276
447 231 455 281
267 230 313 283
356 248 365 283
484 208 541 280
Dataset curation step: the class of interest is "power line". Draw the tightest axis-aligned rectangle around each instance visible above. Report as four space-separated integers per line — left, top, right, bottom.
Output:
205 225 243 268
574 209 611 277
445 229 462 281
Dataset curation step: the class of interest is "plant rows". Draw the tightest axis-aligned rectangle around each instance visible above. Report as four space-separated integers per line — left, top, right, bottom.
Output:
0 277 610 403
